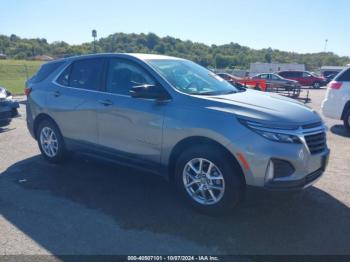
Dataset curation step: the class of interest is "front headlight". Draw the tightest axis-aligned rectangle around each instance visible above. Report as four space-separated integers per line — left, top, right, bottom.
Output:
239 119 301 144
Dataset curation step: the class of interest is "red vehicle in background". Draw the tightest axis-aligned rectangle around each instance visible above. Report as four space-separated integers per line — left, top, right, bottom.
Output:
277 71 326 89
217 72 267 91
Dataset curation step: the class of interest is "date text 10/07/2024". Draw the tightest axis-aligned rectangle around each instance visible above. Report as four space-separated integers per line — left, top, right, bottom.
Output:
127 256 220 261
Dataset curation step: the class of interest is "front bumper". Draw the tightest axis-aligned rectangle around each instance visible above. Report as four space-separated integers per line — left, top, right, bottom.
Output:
228 123 329 190
265 150 329 190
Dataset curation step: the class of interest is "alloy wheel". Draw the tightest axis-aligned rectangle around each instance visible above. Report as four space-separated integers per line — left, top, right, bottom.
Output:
40 126 59 158
182 158 225 205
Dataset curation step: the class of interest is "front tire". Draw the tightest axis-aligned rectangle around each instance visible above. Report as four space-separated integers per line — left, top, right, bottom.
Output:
343 109 350 132
36 119 66 163
174 145 245 215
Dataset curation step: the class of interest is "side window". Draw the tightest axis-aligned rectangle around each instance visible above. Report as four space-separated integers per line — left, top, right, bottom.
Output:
302 72 311 78
69 59 105 91
106 59 156 95
56 64 72 86
260 74 268 79
337 68 350 82
32 61 64 83
280 72 288 77
219 74 229 80
271 74 279 80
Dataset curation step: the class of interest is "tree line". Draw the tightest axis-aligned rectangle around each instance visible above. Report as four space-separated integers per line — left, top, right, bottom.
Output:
1 33 349 70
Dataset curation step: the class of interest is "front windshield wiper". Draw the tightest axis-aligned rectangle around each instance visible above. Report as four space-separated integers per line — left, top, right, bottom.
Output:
190 90 238 96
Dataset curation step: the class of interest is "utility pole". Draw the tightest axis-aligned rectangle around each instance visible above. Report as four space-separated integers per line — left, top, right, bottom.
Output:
92 29 97 53
324 39 328 53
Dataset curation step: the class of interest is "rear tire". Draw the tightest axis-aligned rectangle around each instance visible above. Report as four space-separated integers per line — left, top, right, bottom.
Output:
343 109 350 132
174 144 245 215
36 119 66 163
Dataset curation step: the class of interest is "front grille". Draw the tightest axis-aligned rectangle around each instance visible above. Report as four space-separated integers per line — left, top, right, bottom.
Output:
304 132 326 154
302 122 322 129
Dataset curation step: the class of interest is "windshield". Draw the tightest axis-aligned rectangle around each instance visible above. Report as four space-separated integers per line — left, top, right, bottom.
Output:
147 59 238 95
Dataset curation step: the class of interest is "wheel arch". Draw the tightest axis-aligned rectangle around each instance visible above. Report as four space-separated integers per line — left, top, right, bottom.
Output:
167 136 246 185
33 113 60 140
341 100 350 120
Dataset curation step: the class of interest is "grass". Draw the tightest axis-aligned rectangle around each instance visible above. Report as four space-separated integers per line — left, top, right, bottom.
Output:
0 60 43 94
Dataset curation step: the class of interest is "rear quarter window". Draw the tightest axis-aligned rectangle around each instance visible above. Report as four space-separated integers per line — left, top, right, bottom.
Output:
32 61 64 83
337 68 350 82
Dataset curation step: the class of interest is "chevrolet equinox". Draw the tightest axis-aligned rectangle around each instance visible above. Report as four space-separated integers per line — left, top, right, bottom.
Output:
26 54 330 214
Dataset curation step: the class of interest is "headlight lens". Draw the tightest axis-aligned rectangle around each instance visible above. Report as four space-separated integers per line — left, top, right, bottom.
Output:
239 119 301 144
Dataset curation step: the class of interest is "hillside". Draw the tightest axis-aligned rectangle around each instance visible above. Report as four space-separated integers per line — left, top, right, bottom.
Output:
1 33 350 71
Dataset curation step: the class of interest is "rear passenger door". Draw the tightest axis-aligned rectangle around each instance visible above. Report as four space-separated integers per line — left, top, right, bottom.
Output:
50 58 106 145
96 58 166 167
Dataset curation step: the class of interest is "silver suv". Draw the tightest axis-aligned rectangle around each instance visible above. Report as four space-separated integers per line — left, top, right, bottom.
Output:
26 54 330 214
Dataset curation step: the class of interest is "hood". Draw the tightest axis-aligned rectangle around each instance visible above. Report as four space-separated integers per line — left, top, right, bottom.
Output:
202 90 321 126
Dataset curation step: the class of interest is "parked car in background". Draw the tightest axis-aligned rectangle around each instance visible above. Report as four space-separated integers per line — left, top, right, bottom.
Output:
277 71 326 88
321 71 341 84
26 54 329 214
322 67 350 131
216 73 246 89
217 72 267 91
252 73 301 97
0 86 19 127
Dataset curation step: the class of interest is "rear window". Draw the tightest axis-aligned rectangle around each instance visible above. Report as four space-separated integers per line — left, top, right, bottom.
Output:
337 68 350 82
32 61 64 83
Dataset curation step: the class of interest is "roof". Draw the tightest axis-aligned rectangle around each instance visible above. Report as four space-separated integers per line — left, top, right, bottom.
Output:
61 53 183 63
126 53 183 60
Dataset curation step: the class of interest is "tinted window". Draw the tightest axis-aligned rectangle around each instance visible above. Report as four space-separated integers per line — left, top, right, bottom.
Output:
279 72 290 77
337 68 350 82
218 73 229 80
69 59 105 91
32 61 64 83
302 72 312 78
106 59 156 95
259 74 268 79
270 74 280 80
283 72 302 78
56 65 72 86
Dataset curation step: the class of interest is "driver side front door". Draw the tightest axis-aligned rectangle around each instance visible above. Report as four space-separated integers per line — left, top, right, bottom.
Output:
96 58 167 169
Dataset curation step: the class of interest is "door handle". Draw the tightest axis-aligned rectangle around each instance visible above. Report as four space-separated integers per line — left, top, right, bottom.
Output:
98 99 113 106
53 90 61 97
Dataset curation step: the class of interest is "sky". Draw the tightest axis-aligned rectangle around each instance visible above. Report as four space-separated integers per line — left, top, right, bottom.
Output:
1 0 349 56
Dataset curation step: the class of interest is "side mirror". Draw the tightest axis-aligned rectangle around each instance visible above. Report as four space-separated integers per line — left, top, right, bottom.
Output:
129 84 170 101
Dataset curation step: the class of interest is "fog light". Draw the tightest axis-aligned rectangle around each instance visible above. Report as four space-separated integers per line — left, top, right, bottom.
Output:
265 159 295 183
272 159 295 178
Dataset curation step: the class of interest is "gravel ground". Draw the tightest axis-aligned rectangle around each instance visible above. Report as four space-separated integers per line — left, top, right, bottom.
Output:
0 88 349 255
